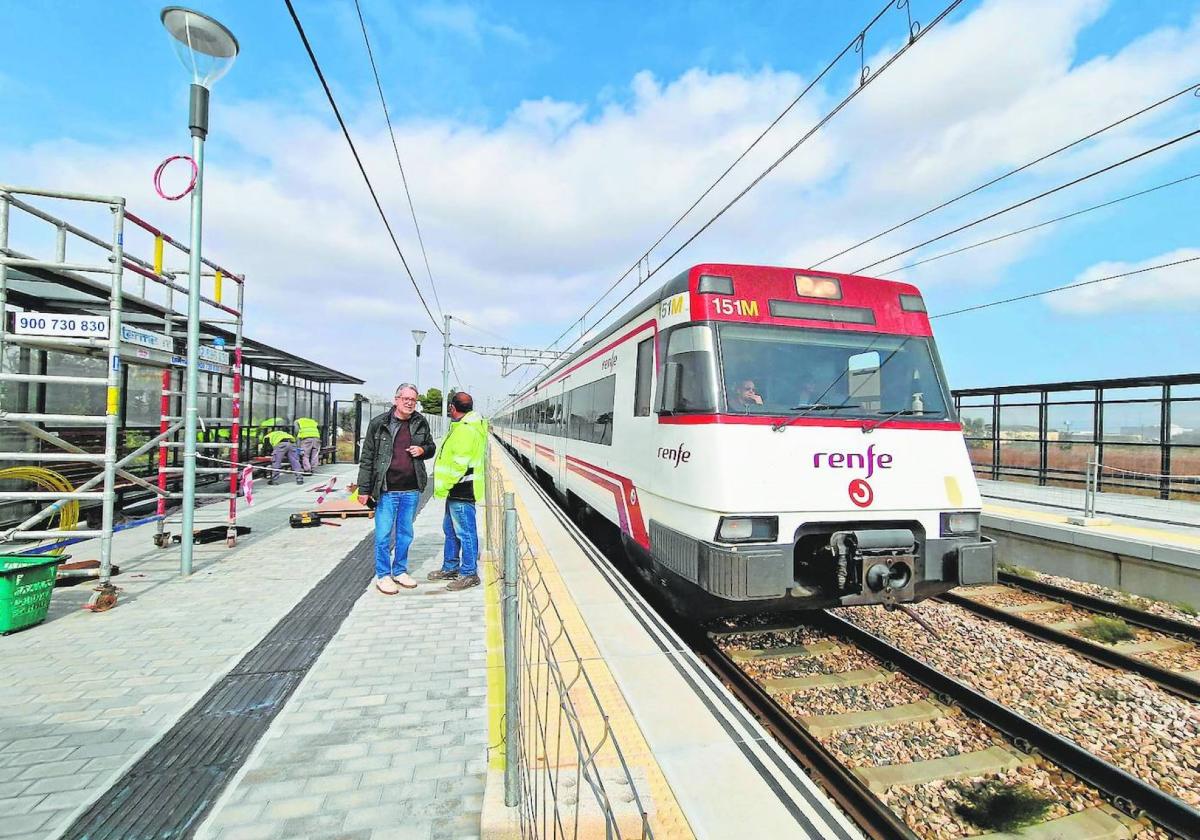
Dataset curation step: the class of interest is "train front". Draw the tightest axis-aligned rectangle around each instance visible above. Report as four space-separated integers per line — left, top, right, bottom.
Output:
648 264 995 615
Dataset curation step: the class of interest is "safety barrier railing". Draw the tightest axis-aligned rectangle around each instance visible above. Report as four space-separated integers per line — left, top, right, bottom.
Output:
484 443 653 839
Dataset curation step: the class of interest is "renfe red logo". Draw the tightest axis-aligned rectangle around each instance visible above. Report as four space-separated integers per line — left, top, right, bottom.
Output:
813 444 893 478
849 479 874 507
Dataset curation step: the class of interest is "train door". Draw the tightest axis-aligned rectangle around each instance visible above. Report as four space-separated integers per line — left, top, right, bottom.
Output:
627 334 656 469
555 379 569 492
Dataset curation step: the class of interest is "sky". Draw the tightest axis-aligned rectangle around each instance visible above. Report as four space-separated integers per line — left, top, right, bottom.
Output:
3 0 1200 412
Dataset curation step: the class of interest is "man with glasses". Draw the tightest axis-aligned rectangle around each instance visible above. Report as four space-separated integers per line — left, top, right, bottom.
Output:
357 384 437 594
734 379 764 410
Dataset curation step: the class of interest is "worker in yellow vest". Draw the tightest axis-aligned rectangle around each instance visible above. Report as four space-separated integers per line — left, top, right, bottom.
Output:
265 429 303 485
295 416 322 475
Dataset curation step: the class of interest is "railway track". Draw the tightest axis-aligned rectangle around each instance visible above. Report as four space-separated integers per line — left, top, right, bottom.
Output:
940 576 1200 703
705 613 1200 839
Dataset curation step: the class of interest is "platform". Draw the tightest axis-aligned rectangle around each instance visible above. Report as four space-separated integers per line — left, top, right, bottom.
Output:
979 480 1200 605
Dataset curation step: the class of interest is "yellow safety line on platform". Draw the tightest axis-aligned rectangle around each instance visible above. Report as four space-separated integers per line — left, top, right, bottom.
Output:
984 503 1200 549
482 511 506 772
492 456 695 839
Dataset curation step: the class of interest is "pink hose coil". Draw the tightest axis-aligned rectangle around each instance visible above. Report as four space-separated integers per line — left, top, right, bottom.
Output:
153 155 198 201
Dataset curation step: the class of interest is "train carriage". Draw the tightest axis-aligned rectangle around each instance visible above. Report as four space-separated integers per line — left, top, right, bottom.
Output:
495 263 995 617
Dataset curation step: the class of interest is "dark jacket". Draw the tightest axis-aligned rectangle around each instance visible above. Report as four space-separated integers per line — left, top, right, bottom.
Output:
357 410 436 499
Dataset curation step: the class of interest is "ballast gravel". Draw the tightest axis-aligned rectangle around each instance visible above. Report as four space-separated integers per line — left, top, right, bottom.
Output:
782 675 930 716
817 714 1001 768
1022 570 1200 629
742 646 879 680
844 601 1200 807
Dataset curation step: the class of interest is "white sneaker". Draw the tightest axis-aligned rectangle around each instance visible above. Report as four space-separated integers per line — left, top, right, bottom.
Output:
392 573 417 589
375 577 399 595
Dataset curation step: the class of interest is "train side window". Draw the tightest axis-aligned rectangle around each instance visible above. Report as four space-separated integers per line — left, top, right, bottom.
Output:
568 384 592 442
634 337 653 417
659 325 717 414
594 375 616 445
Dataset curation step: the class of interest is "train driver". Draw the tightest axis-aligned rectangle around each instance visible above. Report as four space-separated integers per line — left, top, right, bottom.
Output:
733 379 764 410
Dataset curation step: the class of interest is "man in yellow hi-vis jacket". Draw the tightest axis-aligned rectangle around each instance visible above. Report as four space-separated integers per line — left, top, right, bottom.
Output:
430 392 487 591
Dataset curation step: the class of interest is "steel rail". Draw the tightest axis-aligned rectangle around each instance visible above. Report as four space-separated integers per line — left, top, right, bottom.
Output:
939 590 1200 703
820 611 1200 838
997 571 1200 643
694 632 918 840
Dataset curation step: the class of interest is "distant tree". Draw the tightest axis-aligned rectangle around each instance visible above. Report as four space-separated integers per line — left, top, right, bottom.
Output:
420 388 443 415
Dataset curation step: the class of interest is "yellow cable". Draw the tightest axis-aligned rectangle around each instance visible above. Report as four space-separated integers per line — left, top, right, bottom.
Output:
0 467 79 555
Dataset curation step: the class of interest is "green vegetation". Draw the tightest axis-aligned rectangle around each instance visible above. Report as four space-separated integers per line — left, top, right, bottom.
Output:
954 781 1053 832
1077 616 1136 644
999 563 1037 580
1169 600 1198 617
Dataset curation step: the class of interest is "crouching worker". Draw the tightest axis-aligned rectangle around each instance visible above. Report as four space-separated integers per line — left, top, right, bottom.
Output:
266 429 304 485
357 384 436 594
430 392 487 591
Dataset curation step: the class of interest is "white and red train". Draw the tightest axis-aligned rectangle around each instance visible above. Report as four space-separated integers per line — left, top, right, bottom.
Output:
494 263 994 617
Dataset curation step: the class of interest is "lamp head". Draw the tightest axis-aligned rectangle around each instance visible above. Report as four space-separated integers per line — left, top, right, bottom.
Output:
161 6 239 89
411 329 427 347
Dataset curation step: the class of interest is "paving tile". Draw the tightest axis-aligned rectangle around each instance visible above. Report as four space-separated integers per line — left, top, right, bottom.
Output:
0 811 52 838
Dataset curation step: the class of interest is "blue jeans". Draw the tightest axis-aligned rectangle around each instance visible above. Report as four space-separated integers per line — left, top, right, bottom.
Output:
442 499 479 577
374 490 420 579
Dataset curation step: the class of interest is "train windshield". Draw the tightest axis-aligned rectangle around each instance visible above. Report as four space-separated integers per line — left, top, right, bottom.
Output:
717 323 952 419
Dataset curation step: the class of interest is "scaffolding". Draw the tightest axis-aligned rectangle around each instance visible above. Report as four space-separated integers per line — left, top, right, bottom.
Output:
0 184 246 608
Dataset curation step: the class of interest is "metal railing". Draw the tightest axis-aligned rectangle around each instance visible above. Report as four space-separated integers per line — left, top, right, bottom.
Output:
954 372 1200 501
484 445 653 839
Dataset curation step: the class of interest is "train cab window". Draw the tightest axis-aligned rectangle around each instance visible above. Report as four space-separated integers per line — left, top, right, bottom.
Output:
658 325 718 414
634 337 654 417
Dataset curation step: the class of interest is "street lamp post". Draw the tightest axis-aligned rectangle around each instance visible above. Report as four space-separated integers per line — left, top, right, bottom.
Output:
412 329 426 392
161 6 239 576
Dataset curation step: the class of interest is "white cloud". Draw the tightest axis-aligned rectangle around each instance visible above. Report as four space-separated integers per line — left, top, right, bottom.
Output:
413 3 528 47
1049 248 1200 314
4 0 1200 404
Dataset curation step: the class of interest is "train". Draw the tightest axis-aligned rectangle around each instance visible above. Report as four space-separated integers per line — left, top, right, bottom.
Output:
493 263 995 617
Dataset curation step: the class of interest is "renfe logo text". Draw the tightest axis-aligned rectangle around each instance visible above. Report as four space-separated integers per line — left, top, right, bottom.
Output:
813 444 893 478
658 443 691 467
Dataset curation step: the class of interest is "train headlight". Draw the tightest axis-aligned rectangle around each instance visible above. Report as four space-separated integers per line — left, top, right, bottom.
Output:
940 511 979 536
716 516 778 543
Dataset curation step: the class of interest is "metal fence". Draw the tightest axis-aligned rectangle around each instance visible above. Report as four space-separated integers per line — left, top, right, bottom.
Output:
483 445 653 839
954 373 1200 501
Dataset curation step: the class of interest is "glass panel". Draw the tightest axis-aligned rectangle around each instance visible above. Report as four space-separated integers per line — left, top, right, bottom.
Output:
568 384 592 442
1047 403 1094 443
967 444 992 470
634 338 653 417
662 325 717 414
45 351 105 415
126 364 162 426
1099 443 1161 475
999 392 1040 405
998 405 1039 439
1104 386 1162 401
1047 442 1090 475
959 406 993 441
1169 445 1200 482
717 323 949 418
957 395 994 406
593 375 615 445
1171 384 1200 398
251 380 273 425
998 439 1039 473
1169 401 1200 443
1047 389 1096 403
1103 402 1160 443
280 385 296 424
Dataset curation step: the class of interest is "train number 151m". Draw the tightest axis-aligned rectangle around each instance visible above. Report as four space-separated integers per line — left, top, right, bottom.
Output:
712 298 759 317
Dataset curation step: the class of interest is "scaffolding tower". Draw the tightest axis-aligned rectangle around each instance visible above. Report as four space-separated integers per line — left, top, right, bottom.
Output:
0 184 246 609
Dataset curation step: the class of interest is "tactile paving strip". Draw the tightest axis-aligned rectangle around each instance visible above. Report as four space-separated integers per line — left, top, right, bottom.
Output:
61 533 377 840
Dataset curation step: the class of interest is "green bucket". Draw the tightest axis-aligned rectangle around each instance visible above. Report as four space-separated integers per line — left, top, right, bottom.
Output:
0 555 67 634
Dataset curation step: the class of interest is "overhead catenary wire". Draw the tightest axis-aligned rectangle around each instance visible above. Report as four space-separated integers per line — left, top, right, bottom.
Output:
352 0 444 322
852 125 1200 275
544 0 967 361
557 0 900 342
284 0 442 333
889 171 1200 274
930 254 1200 319
452 315 515 345
810 80 1200 270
